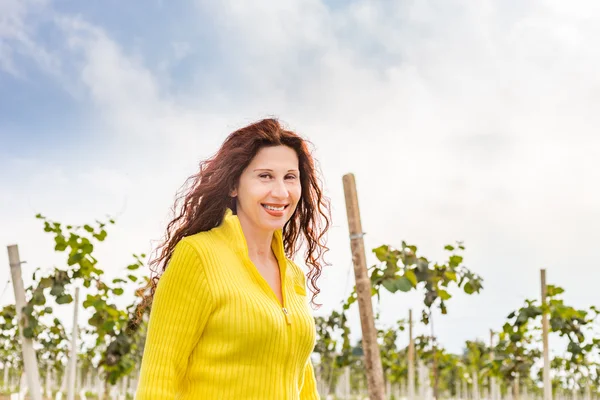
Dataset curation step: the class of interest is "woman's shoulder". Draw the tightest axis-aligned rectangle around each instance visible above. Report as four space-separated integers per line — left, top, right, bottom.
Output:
172 228 225 260
286 257 308 284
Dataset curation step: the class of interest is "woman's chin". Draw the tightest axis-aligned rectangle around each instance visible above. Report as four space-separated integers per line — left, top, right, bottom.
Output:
258 218 288 232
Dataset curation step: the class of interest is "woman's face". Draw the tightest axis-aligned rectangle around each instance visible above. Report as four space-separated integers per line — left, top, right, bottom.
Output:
232 145 302 234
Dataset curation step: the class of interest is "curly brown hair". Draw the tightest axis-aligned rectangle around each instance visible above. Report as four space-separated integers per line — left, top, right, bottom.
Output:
137 118 331 318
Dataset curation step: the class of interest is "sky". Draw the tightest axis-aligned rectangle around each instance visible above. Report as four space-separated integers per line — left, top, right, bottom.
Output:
1 0 600 356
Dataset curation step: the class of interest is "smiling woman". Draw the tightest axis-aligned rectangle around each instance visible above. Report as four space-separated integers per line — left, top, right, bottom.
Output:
135 118 331 400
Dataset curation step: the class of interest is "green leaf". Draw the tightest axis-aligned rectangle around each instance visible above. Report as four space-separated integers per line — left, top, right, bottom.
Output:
105 306 120 318
444 271 457 282
102 320 116 334
89 314 103 328
438 289 451 300
449 255 463 267
56 294 73 305
395 276 413 292
31 290 46 306
567 341 582 355
404 270 417 286
94 230 107 241
464 282 474 294
113 288 124 296
50 283 65 297
81 243 94 254
382 278 399 293
373 245 389 262
127 275 138 282
510 333 523 342
126 263 140 271
67 252 84 266
84 225 94 233
39 277 53 289
547 285 565 297
382 276 414 293
23 327 34 338
444 245 455 251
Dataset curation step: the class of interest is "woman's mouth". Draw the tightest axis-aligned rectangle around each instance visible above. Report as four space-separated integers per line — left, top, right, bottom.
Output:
262 204 288 216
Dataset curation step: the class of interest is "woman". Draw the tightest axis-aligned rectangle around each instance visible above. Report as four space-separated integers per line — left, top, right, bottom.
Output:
135 118 330 399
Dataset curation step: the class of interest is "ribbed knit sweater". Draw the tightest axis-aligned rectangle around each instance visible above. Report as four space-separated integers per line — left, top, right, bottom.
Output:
135 209 320 399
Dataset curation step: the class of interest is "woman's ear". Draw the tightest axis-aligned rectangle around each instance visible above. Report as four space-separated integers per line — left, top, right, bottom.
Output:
230 187 237 197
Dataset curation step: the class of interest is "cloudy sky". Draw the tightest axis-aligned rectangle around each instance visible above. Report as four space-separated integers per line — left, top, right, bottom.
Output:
1 0 599 355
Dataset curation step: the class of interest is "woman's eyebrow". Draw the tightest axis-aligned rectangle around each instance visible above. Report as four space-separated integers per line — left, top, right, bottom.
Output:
253 168 299 172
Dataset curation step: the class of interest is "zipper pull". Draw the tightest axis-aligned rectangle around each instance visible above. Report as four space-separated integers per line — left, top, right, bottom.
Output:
282 307 291 325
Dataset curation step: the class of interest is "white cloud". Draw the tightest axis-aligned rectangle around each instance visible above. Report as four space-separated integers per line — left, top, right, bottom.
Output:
0 0 65 79
171 41 192 61
2 0 600 352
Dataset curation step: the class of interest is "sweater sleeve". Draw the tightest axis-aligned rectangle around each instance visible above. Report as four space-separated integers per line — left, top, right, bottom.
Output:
299 359 320 400
135 239 214 399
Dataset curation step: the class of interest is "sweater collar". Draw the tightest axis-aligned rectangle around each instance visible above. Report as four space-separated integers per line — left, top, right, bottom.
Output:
219 208 287 263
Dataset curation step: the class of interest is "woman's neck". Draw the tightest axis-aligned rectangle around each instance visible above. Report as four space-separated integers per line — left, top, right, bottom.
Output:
237 213 275 262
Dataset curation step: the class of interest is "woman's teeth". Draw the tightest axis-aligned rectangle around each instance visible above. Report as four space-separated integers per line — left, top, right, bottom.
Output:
263 204 285 211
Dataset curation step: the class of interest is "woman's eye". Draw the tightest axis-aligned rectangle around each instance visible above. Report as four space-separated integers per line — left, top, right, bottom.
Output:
259 174 272 179
286 174 297 180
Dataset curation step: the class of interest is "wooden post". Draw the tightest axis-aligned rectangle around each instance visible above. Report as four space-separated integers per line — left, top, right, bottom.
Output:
418 360 425 400
95 372 103 397
490 330 497 400
342 173 385 400
45 364 51 398
541 269 551 400
408 309 416 400
67 287 80 400
585 382 591 400
7 245 43 400
3 365 8 390
473 371 480 400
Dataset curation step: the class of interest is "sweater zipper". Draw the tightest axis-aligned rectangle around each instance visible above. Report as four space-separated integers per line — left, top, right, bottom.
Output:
280 259 291 326
281 278 291 325
282 306 291 325
241 239 291 325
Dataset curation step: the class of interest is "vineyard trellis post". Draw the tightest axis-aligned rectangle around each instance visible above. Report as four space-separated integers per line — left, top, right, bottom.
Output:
408 309 416 400
342 173 385 400
45 364 51 398
541 269 551 400
7 244 42 400
490 329 498 400
472 370 480 400
67 287 80 400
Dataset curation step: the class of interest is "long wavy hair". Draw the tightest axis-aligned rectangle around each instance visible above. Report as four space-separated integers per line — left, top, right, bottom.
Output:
137 118 331 317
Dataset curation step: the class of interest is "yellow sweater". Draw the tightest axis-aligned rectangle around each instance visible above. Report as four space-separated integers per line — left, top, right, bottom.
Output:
135 209 320 399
